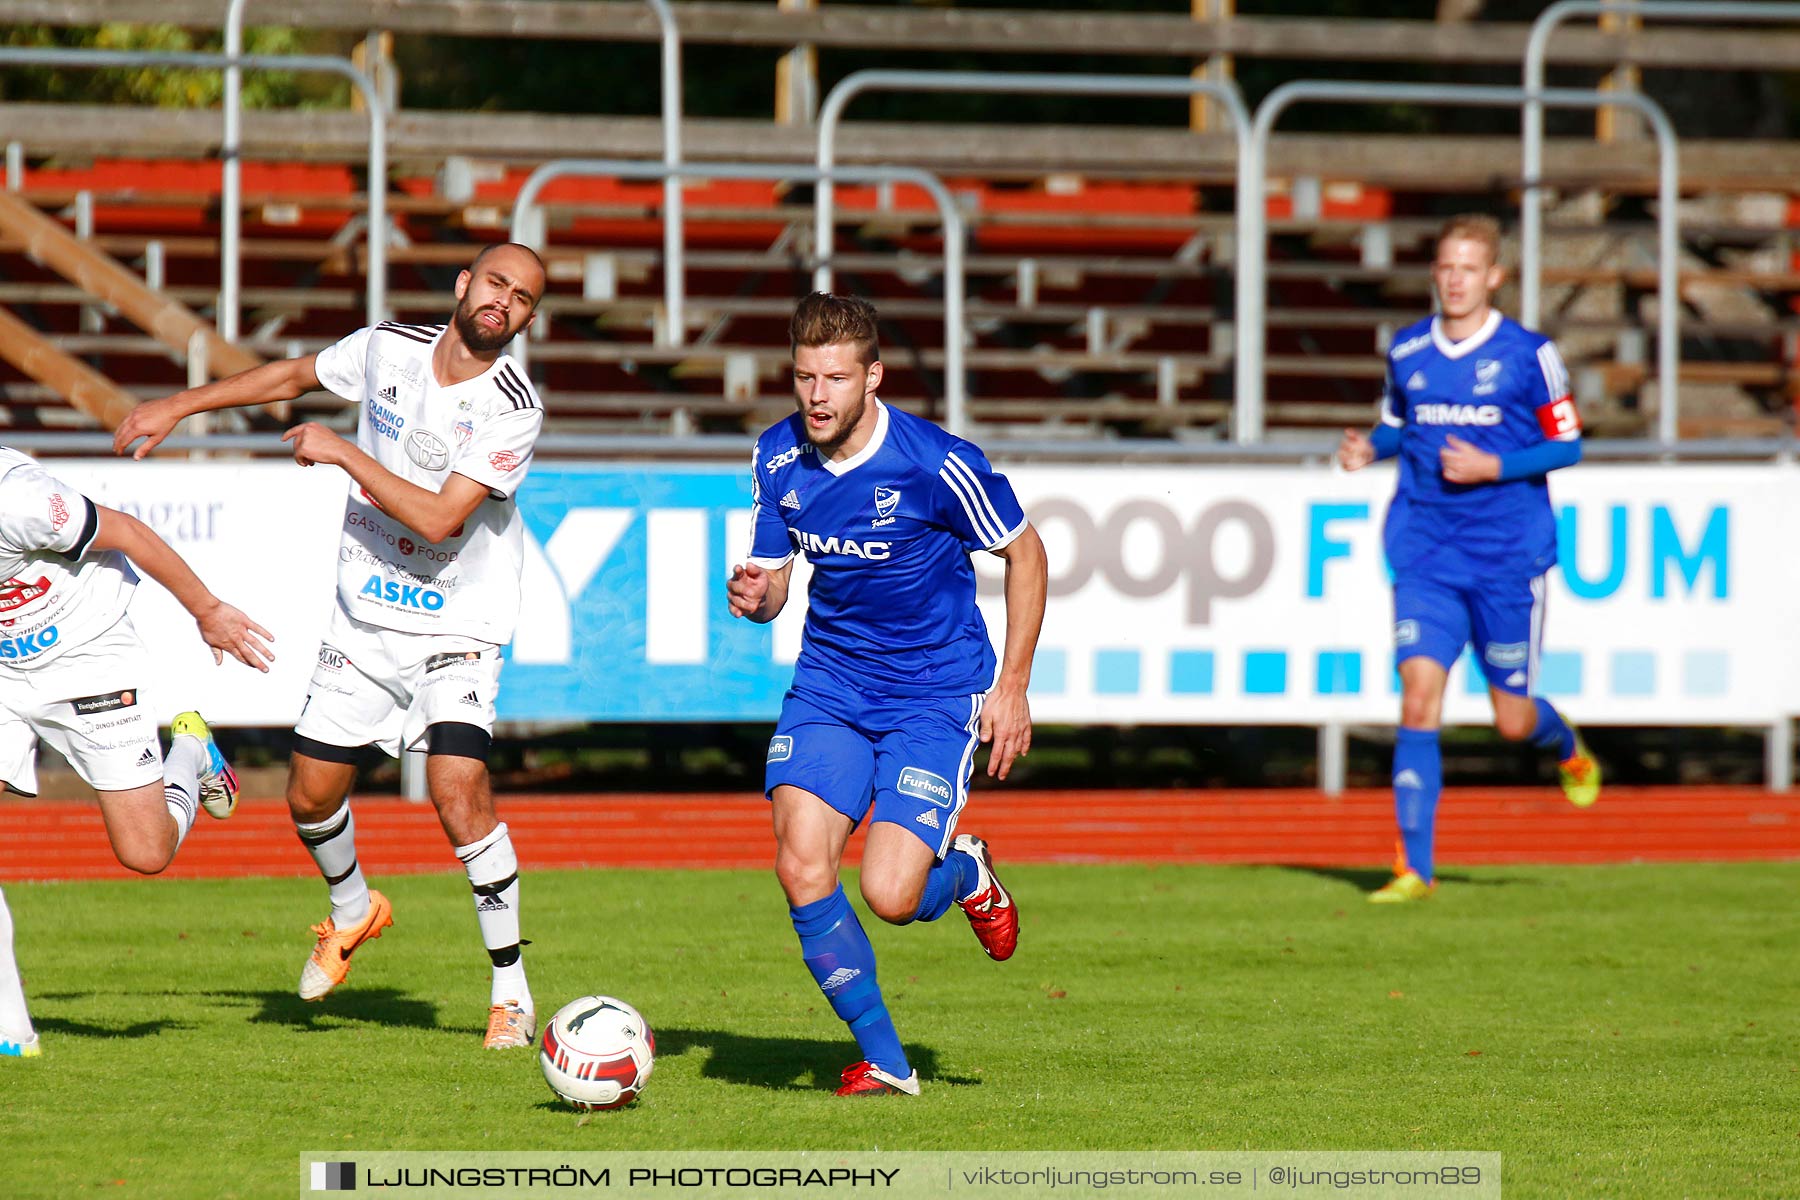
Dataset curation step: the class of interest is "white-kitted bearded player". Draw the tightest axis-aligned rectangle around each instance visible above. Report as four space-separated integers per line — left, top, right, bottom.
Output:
115 243 548 1050
0 448 270 1059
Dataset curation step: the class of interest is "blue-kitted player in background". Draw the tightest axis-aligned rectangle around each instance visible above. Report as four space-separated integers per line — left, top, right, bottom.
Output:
1339 214 1600 904
727 292 1048 1095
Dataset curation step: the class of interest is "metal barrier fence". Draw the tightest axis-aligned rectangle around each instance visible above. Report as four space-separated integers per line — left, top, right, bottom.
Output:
13 11 1799 444
810 68 1256 442
0 46 388 332
1521 0 1800 330
1244 79 1679 444
506 158 971 433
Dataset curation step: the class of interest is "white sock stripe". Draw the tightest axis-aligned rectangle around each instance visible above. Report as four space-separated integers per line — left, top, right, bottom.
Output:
454 821 509 862
163 783 197 818
294 805 353 844
462 825 518 887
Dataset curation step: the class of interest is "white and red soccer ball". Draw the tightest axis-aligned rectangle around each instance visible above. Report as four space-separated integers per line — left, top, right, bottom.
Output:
539 996 655 1111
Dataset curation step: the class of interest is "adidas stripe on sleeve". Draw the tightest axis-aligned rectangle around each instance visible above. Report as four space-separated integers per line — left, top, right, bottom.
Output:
935 448 1027 552
449 363 544 500
1532 341 1582 442
373 321 444 346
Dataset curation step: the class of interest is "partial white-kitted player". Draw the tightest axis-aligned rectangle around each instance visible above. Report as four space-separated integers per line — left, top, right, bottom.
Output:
0 448 272 1058
115 243 548 1050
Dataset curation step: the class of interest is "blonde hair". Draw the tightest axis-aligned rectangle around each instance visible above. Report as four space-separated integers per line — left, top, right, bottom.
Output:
1436 214 1503 266
790 292 880 367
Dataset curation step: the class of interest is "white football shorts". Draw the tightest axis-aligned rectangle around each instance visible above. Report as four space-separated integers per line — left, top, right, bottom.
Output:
295 602 502 758
0 615 163 795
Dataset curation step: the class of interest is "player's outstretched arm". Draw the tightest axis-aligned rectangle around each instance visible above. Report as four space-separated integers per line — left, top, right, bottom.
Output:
114 356 323 459
726 561 792 623
89 507 274 671
983 523 1047 780
282 423 489 544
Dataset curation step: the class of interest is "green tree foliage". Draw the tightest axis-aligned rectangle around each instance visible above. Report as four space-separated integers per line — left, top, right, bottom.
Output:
0 23 348 109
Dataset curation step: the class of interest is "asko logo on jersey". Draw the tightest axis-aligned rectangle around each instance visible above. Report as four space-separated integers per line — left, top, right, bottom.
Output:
0 625 58 658
358 574 446 611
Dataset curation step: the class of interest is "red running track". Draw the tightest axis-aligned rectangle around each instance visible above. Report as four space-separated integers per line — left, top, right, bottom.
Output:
2 787 1798 882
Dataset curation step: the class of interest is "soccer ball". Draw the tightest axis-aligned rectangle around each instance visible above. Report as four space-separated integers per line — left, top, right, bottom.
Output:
539 995 655 1111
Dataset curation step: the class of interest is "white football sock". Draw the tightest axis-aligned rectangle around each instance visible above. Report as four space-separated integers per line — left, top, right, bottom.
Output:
455 823 531 1011
295 805 370 925
162 736 204 847
0 887 35 1044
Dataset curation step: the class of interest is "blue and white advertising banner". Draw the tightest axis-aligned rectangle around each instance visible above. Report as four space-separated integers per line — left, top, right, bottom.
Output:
996 464 1790 726
40 460 1797 728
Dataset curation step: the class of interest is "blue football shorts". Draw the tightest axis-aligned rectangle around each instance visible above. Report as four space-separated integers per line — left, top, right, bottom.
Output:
764 681 987 858
1393 571 1547 696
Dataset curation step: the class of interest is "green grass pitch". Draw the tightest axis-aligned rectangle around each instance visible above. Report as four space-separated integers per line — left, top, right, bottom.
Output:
3 862 1796 1198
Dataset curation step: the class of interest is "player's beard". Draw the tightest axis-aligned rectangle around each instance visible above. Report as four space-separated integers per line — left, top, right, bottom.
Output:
803 393 866 455
453 296 514 353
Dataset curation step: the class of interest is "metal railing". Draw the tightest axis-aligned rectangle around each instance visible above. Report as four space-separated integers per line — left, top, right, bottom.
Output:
812 69 1255 439
1245 80 1678 444
643 0 687 349
1521 0 1800 330
2 46 388 330
507 159 969 433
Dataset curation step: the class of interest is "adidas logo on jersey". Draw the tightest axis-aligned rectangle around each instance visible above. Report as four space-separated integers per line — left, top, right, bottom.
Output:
1406 371 1428 391
1506 671 1526 688
915 809 941 830
379 385 399 402
820 967 862 993
780 490 801 510
459 690 481 707
1394 768 1424 790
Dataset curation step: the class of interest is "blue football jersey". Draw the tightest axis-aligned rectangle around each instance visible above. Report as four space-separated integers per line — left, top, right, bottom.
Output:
748 400 1028 698
1379 311 1581 579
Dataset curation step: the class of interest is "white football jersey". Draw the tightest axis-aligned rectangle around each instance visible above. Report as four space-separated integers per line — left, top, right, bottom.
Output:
313 322 544 644
0 447 137 670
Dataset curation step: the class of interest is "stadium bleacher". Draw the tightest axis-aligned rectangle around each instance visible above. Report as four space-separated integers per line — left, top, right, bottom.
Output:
2 4 1798 440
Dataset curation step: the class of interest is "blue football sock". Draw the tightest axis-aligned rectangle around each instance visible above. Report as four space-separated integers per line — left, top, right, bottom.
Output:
1529 698 1578 761
790 885 909 1077
910 847 979 923
1393 726 1443 883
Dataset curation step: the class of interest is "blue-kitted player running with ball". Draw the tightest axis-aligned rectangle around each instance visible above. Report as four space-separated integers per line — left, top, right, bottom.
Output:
728 292 1047 1095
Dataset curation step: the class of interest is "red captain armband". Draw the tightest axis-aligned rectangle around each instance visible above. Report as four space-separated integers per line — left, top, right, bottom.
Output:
1536 395 1582 440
